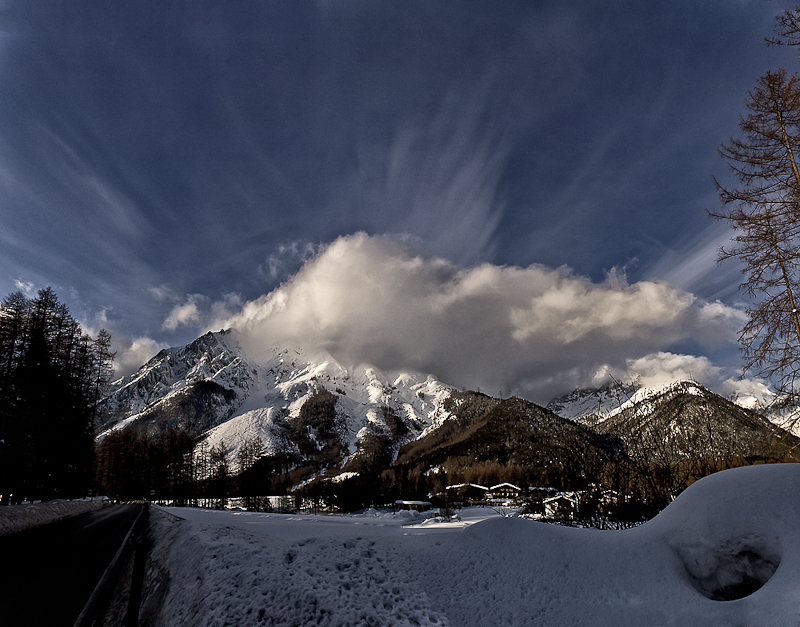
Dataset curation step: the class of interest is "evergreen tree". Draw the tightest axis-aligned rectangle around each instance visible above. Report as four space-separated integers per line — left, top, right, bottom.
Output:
0 288 114 503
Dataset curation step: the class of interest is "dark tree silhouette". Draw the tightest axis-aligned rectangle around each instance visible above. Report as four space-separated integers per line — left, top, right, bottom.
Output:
0 288 114 503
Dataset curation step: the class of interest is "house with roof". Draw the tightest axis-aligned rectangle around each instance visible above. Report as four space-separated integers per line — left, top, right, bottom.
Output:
445 483 488 505
543 493 580 520
486 483 522 506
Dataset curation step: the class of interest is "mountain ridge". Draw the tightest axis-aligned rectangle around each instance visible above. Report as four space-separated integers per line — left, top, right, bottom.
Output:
99 329 456 471
98 331 800 501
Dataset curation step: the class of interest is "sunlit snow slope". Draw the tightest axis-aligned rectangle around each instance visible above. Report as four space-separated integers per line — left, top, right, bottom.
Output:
100 330 453 465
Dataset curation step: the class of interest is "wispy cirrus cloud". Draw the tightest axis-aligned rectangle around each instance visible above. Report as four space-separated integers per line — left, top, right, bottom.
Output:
262 241 321 282
338 87 509 265
13 279 34 296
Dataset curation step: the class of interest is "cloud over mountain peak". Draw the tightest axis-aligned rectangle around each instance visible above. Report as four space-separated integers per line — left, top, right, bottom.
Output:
209 233 744 402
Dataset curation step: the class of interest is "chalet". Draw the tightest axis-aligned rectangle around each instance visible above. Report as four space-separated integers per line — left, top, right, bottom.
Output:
486 483 522 505
543 494 579 520
528 486 558 500
445 483 489 505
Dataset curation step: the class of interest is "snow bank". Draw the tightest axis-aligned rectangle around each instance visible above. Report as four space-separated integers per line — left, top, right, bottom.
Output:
421 464 800 626
0 498 108 536
141 507 453 626
143 464 800 626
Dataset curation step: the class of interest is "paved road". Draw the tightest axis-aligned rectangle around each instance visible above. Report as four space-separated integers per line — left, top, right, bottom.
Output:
0 503 142 627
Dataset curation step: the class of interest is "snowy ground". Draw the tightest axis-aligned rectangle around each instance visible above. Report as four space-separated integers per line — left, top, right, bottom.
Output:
141 464 800 626
0 498 108 536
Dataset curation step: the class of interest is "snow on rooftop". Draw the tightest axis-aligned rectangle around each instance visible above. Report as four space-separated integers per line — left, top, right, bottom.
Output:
489 482 520 490
143 463 800 626
446 483 488 490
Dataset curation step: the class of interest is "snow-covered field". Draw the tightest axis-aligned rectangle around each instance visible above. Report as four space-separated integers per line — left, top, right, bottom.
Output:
139 464 800 626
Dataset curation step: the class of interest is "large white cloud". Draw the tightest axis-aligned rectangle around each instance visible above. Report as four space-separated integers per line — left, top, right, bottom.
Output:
211 233 746 403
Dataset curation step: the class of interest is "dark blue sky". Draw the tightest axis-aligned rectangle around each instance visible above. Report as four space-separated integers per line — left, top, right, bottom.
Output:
1 0 797 396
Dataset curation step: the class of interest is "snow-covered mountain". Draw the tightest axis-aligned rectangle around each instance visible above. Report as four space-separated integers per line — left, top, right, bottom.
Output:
101 330 800 483
546 379 800 471
548 377 800 434
574 380 798 462
545 380 639 422
99 330 454 470
100 330 254 435
764 406 800 437
548 379 713 426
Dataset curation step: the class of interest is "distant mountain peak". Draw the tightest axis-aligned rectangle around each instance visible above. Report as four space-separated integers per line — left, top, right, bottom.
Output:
546 379 640 422
98 329 455 472
589 379 800 465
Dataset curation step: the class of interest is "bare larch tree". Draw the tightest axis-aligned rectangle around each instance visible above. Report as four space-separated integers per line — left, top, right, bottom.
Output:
712 67 800 405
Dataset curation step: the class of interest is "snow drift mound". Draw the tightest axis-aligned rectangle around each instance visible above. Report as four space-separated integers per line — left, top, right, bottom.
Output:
419 463 800 626
649 463 797 604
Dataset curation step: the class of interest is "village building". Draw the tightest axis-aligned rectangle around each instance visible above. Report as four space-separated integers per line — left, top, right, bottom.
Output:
445 483 489 505
542 493 580 520
486 483 522 506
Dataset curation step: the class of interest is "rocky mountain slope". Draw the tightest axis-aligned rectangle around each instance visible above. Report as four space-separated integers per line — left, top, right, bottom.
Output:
99 330 253 435
546 380 639 422
393 390 621 488
99 330 454 472
580 380 800 465
99 331 800 490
